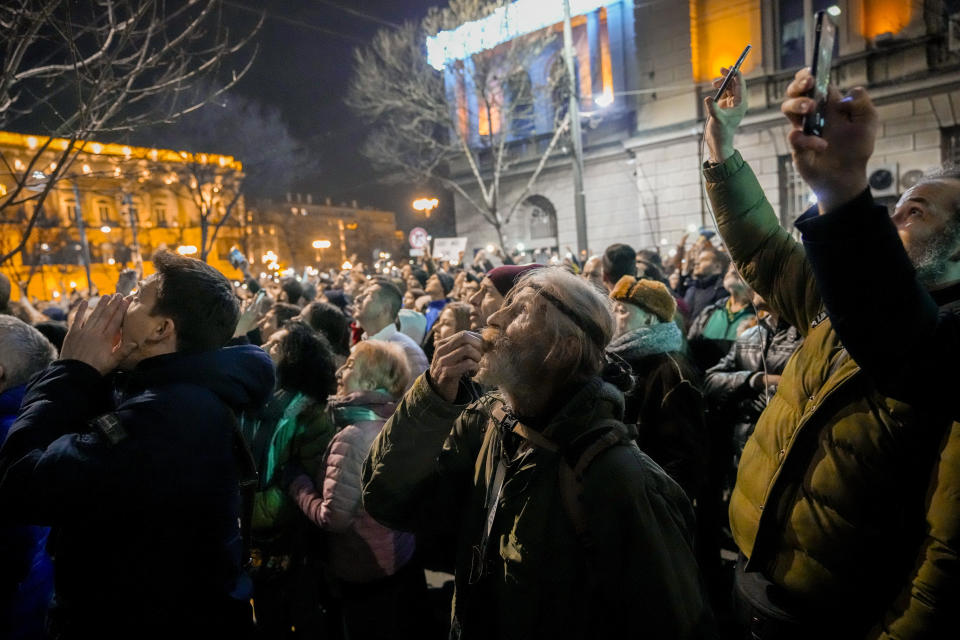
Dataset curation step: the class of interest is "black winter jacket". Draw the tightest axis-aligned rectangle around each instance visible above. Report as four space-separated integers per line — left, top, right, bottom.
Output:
799 189 960 420
703 316 803 424
0 345 274 639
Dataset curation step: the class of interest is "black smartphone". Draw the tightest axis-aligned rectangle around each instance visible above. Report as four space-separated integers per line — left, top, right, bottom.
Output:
713 45 752 102
803 11 837 137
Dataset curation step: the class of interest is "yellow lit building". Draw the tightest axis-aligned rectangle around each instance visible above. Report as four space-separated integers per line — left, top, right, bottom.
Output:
246 195 401 273
0 131 247 300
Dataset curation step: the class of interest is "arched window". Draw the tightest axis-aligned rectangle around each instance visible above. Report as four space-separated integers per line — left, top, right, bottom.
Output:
525 195 558 241
506 70 534 137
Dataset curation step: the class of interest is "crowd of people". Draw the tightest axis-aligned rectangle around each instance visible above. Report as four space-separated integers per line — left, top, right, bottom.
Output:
1 67 959 640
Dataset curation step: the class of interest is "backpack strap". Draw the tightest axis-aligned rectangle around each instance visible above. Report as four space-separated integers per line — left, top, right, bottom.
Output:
229 412 259 568
558 419 633 552
489 397 634 552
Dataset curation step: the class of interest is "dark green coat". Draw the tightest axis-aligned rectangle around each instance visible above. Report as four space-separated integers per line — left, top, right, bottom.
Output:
706 151 959 637
362 374 713 639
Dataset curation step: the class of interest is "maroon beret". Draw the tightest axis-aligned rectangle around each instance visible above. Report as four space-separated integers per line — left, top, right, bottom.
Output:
485 264 544 297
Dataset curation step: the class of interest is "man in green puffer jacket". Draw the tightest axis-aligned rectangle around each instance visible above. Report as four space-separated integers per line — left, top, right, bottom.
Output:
362 267 714 639
703 70 960 639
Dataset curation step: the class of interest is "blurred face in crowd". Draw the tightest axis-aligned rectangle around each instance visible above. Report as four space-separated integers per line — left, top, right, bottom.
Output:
693 252 723 278
612 300 656 337
460 280 479 301
258 309 283 342
354 284 382 325
468 277 504 328
582 257 604 289
434 306 464 345
403 290 418 309
892 178 960 284
261 328 287 364
668 271 681 291
722 263 747 294
425 274 445 299
336 353 363 395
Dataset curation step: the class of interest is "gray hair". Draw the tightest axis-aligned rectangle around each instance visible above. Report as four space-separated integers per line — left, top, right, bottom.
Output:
0 315 57 391
515 267 615 381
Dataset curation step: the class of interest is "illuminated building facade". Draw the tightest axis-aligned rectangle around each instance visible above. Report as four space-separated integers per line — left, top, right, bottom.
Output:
440 0 960 256
246 195 401 273
0 131 246 300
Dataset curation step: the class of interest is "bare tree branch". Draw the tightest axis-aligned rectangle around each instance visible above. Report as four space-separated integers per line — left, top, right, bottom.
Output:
347 1 568 246
0 0 260 265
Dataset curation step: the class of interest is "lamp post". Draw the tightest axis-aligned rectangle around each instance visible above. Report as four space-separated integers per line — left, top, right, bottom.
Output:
412 197 439 218
312 239 331 265
562 0 588 257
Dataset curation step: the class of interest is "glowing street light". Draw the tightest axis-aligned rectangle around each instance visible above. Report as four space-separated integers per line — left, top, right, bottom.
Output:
312 239 331 264
594 91 614 108
176 245 198 256
412 197 439 218
100 225 112 233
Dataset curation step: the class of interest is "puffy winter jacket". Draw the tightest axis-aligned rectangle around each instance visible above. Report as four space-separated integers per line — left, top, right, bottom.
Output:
705 151 958 638
289 390 414 583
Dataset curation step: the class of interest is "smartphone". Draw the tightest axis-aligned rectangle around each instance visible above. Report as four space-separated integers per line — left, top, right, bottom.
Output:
803 11 837 137
713 45 752 102
227 247 247 270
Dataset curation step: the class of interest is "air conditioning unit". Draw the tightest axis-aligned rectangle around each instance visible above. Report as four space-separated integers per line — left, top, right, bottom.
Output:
868 163 899 197
900 168 925 191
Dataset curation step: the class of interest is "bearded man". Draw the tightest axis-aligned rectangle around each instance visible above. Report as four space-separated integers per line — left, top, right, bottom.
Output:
703 68 960 638
361 267 713 639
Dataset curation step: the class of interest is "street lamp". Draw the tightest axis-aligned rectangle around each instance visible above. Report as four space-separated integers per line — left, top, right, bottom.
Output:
412 197 439 218
312 239 331 265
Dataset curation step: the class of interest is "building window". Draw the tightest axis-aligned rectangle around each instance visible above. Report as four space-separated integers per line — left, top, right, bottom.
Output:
506 70 534 137
154 203 168 227
525 195 558 241
690 0 763 82
97 201 111 224
943 125 960 165
477 81 502 137
62 199 78 222
778 155 812 227
777 0 841 71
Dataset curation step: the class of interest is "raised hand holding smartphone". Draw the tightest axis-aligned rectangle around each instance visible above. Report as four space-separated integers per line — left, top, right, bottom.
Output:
802 11 837 137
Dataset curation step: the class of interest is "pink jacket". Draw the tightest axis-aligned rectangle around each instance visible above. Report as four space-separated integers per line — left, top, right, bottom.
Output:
289 390 414 583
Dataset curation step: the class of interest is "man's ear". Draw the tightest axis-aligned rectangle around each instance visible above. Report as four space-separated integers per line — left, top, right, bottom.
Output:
0 364 6 391
146 316 176 347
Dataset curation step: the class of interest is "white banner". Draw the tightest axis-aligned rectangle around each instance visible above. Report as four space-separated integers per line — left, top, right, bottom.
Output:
432 237 468 262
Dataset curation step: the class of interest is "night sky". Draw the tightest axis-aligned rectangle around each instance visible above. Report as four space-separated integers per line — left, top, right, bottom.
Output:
227 0 455 237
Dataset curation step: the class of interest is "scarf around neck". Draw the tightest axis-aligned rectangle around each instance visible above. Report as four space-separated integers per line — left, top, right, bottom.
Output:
607 321 683 359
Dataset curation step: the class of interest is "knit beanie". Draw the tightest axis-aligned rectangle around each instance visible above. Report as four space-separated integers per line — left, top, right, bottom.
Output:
436 272 455 296
610 276 676 323
486 264 544 297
